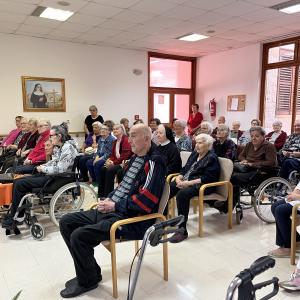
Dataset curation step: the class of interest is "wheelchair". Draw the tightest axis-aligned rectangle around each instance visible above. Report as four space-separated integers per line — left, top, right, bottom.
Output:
2 171 98 240
235 166 280 224
252 170 298 224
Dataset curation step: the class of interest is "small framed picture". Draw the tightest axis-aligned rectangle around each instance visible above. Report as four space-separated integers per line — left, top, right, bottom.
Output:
21 76 66 112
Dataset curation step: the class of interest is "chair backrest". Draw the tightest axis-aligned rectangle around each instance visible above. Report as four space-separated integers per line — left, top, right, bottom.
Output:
180 151 192 167
157 181 170 215
216 157 233 198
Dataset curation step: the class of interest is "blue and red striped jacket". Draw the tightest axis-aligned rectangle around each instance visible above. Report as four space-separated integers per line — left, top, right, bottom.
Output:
111 144 166 218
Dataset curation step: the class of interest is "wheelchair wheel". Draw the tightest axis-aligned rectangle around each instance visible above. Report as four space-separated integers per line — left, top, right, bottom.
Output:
49 182 98 227
254 177 292 223
30 223 44 240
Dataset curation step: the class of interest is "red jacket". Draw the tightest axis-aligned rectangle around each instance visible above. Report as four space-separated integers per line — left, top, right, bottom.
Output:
110 135 132 165
27 130 50 164
187 112 203 135
265 131 287 151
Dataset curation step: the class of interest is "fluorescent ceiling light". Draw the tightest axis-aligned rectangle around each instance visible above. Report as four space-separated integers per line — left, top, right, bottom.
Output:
177 33 209 42
280 3 300 13
40 7 74 21
271 0 300 14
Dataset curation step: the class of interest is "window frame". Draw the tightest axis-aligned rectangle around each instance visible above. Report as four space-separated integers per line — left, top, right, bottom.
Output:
259 37 300 132
148 52 197 124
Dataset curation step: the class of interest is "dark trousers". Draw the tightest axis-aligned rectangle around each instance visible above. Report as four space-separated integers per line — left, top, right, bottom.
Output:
98 165 121 197
78 155 93 182
169 181 199 231
15 164 35 174
279 158 300 179
59 210 122 287
231 171 257 206
271 200 300 248
10 175 50 216
1 156 24 173
86 159 105 183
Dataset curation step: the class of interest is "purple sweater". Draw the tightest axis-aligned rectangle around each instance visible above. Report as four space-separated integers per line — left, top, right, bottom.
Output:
1 128 21 146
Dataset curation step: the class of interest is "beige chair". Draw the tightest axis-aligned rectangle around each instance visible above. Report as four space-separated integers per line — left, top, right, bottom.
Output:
91 181 170 298
168 157 234 237
290 203 300 265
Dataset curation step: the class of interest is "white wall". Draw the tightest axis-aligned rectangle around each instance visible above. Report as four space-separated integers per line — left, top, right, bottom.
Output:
196 44 262 130
0 33 147 133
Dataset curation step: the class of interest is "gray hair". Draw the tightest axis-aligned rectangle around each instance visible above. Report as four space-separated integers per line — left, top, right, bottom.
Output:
232 120 241 126
217 124 230 135
195 133 214 150
51 124 70 143
38 119 51 127
200 121 213 135
29 118 38 127
92 121 102 128
250 126 265 136
174 119 187 128
273 120 282 127
113 123 126 135
89 105 98 111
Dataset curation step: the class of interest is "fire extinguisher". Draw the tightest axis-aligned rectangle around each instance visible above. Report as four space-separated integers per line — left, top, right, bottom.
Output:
209 98 216 117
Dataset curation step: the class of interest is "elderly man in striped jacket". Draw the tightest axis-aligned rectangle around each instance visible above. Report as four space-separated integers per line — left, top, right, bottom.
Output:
59 123 166 298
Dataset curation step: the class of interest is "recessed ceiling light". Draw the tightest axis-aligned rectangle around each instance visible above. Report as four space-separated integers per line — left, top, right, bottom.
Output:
271 0 300 14
177 33 209 42
31 6 73 21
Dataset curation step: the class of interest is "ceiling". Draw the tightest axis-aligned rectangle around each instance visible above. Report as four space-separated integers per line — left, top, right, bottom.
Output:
1 0 300 57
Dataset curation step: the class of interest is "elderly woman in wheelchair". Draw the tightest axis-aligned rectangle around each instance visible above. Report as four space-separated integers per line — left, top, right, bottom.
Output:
1 124 81 237
214 126 278 216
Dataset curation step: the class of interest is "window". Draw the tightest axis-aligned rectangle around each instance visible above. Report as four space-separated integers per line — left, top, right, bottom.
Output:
260 37 300 134
148 52 196 125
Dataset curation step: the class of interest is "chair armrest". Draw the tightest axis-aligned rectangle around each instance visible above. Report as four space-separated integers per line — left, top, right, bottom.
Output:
110 213 166 238
166 173 180 183
199 181 232 198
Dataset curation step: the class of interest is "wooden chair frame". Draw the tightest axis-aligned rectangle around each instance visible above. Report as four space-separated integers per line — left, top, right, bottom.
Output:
166 174 233 237
291 203 300 265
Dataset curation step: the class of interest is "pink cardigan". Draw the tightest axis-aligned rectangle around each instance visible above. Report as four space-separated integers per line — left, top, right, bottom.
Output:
1 128 21 146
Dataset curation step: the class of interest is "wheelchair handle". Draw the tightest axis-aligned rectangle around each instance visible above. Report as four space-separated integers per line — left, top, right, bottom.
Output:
249 256 275 279
153 215 184 230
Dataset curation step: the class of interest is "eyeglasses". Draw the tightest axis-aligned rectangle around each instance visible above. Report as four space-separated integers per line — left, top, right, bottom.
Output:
49 134 57 137
101 127 109 130
89 109 97 112
38 124 47 128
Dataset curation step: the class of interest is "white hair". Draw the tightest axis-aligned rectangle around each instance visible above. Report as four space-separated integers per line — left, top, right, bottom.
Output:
200 121 213 135
273 120 282 127
195 133 214 150
174 119 187 128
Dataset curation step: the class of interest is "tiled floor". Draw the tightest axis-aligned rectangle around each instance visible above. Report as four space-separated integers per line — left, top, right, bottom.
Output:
0 206 299 300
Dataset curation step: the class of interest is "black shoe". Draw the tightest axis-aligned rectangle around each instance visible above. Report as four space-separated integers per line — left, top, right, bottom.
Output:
214 201 228 214
65 275 102 288
60 282 98 298
169 231 188 243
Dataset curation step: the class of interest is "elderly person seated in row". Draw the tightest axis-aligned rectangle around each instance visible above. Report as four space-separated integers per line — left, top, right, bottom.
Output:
1 118 39 173
212 115 226 138
120 117 130 135
81 121 101 152
238 119 261 146
230 121 243 141
2 124 78 229
0 118 29 167
279 120 300 180
0 115 23 148
173 119 192 152
268 181 300 258
265 120 287 151
213 124 236 161
15 119 51 174
156 124 182 175
97 124 132 198
58 124 166 298
215 126 277 213
168 133 220 243
85 121 115 189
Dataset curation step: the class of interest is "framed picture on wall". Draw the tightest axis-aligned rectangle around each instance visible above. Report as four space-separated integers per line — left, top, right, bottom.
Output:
21 76 66 112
